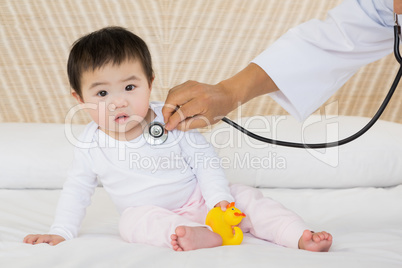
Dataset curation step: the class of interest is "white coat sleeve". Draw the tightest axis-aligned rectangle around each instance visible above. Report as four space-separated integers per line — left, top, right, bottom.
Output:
177 129 234 209
252 0 395 121
49 147 98 240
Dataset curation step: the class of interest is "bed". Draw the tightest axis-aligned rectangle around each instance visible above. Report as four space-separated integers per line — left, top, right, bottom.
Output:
1 0 402 267
1 116 402 267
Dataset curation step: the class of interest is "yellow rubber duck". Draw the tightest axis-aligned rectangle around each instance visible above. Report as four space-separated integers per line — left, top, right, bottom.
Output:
205 202 246 246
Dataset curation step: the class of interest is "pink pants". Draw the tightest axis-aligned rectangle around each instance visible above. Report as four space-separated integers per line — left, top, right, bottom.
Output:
119 184 308 249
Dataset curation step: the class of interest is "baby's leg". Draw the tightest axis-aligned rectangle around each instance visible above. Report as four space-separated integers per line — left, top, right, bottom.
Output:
231 184 331 250
119 205 209 249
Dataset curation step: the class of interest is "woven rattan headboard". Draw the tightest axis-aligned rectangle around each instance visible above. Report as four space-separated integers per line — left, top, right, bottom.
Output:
1 0 401 124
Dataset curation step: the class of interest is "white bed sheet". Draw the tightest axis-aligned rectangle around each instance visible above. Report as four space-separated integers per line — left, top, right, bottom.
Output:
1 186 402 268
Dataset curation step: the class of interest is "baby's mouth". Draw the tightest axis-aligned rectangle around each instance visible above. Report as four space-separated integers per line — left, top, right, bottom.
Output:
114 113 130 124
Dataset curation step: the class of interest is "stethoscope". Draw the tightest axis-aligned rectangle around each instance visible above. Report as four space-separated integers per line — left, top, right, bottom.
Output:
143 121 168 145
144 13 402 148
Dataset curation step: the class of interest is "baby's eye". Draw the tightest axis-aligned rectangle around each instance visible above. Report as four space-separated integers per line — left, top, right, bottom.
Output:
97 91 108 97
125 84 135 91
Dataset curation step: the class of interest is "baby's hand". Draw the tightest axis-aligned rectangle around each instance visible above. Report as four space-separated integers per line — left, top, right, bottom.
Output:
214 200 230 211
23 234 65 246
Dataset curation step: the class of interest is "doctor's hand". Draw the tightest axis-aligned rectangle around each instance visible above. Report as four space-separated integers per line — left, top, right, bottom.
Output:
23 234 65 246
162 63 279 131
162 81 235 131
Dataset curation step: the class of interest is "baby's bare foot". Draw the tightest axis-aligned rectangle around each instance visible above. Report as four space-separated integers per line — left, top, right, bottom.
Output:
170 226 222 251
298 230 332 252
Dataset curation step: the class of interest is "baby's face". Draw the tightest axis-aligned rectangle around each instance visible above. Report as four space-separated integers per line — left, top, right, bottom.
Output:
74 59 152 139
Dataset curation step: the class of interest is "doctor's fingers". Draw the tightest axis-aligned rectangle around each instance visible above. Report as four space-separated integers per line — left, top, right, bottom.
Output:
165 83 230 130
163 81 224 126
165 100 211 131
162 80 201 122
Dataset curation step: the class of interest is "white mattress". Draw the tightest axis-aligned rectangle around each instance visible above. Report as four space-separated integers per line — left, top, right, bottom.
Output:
1 119 402 267
1 186 402 268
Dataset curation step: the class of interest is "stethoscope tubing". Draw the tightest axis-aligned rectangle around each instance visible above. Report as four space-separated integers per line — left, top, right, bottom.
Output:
221 21 402 149
222 65 402 149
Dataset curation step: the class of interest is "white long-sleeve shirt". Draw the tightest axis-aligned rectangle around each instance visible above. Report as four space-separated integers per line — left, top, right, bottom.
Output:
252 0 396 121
50 102 234 240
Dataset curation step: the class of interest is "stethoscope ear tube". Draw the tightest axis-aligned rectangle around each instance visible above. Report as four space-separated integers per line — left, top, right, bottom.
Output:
394 28 402 64
395 14 402 64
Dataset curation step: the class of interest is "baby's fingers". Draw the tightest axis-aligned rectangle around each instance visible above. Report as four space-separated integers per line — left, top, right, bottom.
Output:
48 235 65 246
23 234 40 244
36 235 52 244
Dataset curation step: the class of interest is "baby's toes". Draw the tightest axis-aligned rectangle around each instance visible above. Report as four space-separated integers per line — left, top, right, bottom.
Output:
319 232 326 240
323 232 330 240
312 233 321 242
327 233 333 241
321 231 332 240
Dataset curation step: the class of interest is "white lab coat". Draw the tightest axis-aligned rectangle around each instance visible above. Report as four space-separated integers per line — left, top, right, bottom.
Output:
252 0 396 121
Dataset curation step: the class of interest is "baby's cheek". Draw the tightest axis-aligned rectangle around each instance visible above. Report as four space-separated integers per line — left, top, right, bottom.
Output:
87 103 108 129
133 98 150 118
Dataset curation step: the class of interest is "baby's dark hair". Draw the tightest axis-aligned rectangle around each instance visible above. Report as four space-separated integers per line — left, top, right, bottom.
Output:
67 26 154 99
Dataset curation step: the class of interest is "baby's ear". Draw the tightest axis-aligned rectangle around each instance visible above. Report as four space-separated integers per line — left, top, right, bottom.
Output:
71 91 84 104
149 76 155 91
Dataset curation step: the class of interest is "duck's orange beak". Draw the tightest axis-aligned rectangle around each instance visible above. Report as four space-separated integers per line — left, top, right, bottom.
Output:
234 212 246 217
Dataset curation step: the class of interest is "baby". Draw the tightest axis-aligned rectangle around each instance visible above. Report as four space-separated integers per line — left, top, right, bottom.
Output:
24 26 332 252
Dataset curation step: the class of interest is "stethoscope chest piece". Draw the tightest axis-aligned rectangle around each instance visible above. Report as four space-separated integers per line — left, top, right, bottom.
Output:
143 121 168 145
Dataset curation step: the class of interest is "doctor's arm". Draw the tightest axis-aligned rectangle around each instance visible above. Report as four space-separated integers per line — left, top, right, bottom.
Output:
162 63 278 131
163 0 395 131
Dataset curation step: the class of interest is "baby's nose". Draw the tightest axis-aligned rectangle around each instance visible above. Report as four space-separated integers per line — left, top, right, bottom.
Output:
108 97 128 111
